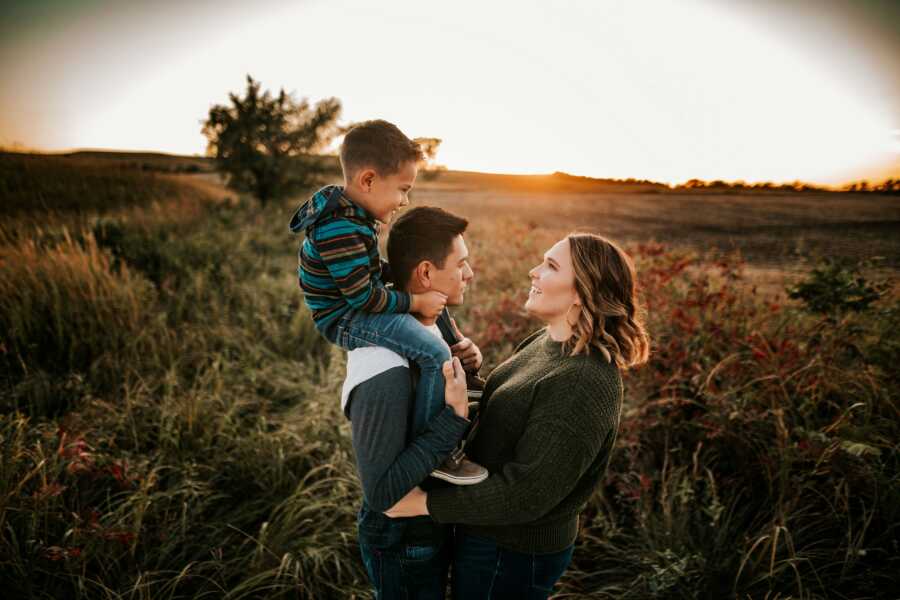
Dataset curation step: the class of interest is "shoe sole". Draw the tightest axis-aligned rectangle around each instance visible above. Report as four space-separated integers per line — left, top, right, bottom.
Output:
430 470 489 486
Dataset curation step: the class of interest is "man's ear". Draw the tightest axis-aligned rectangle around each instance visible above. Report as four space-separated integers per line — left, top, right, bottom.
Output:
412 261 434 288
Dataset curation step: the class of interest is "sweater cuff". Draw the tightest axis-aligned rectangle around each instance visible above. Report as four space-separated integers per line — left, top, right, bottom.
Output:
427 405 470 441
396 290 413 313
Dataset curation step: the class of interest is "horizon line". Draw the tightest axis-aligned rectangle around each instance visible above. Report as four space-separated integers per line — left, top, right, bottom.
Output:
2 144 897 190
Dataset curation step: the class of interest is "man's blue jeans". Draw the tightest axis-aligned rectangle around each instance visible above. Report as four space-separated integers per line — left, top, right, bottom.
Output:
359 537 450 600
329 310 454 434
450 531 574 599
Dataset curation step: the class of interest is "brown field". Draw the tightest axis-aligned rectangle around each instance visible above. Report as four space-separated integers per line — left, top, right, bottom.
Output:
414 170 900 276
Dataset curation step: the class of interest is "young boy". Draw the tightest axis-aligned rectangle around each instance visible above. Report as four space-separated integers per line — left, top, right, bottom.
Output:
289 119 486 485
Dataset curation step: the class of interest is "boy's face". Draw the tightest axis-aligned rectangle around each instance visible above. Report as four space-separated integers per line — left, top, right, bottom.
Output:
362 160 418 223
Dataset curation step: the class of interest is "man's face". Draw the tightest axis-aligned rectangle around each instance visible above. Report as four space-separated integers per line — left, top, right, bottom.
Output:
369 160 417 223
429 235 473 306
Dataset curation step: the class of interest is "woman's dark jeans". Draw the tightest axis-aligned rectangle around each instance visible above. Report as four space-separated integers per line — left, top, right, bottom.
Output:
360 538 451 600
450 531 574 599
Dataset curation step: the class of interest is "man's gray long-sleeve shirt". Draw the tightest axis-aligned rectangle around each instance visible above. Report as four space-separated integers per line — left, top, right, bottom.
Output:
345 355 470 547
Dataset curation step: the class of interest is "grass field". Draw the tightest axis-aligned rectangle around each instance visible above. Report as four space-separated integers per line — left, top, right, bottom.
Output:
1 153 898 598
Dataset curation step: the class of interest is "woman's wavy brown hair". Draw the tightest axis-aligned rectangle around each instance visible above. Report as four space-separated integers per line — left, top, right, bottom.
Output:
564 233 650 370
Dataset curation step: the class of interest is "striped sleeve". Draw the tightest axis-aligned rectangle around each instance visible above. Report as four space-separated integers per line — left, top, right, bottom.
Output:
313 221 411 314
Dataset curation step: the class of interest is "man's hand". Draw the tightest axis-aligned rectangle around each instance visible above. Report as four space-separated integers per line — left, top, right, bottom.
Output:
450 317 483 372
385 486 429 518
411 291 447 319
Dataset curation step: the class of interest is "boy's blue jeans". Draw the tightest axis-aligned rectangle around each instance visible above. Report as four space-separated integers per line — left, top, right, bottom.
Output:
327 309 456 434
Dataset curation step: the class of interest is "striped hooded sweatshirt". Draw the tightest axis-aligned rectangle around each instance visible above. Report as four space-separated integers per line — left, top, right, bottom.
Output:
289 185 412 334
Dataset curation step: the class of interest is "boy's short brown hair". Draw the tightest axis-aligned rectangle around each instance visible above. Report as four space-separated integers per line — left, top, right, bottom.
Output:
340 120 424 179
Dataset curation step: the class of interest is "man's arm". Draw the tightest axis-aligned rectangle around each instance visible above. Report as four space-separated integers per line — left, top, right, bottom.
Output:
347 366 469 512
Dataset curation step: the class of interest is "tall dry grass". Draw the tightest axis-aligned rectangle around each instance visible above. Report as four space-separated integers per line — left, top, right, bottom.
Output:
1 158 352 597
0 232 165 415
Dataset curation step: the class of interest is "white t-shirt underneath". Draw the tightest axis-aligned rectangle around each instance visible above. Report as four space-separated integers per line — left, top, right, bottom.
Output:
340 320 449 413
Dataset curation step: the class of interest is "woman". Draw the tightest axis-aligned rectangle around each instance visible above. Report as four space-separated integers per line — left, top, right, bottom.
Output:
386 233 650 599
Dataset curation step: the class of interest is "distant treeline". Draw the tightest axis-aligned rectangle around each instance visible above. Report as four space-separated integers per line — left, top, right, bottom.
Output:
552 171 900 194
677 178 830 192
843 178 900 193
677 177 900 194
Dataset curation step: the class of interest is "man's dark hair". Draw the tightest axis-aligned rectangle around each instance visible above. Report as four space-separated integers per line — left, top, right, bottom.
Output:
387 207 469 290
340 119 424 179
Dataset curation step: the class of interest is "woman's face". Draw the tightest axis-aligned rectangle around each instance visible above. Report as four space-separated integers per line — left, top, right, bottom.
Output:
525 238 580 322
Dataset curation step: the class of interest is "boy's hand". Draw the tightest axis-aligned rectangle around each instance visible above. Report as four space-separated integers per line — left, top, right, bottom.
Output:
442 357 468 419
449 317 483 372
411 291 447 319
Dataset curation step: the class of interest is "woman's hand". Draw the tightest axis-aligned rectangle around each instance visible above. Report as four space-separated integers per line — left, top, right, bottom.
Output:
384 487 429 518
449 318 483 372
443 357 468 419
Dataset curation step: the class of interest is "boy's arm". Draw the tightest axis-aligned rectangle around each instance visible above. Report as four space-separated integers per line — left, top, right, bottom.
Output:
315 226 411 313
348 367 469 512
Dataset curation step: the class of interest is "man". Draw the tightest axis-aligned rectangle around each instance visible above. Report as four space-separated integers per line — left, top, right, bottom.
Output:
341 206 483 598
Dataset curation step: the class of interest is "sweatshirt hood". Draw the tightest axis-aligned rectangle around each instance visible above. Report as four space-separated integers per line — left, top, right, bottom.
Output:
288 185 351 234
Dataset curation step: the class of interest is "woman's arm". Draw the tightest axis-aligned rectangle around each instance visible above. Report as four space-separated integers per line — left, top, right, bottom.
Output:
388 420 598 523
423 367 618 525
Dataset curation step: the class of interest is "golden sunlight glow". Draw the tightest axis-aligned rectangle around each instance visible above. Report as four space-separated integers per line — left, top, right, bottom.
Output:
1 0 897 185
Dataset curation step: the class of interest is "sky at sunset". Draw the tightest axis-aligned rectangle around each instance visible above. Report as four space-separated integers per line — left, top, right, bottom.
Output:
1 0 899 185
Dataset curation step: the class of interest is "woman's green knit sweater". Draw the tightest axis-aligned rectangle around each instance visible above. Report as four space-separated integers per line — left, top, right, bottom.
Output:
427 328 623 554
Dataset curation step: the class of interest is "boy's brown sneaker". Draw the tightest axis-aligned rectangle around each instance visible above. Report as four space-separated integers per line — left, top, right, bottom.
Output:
466 373 486 400
431 455 488 486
